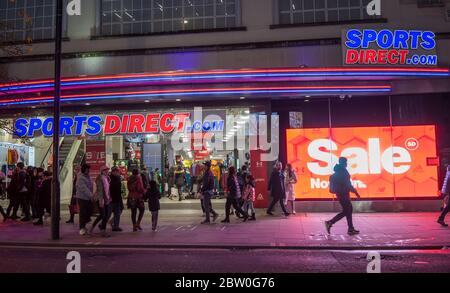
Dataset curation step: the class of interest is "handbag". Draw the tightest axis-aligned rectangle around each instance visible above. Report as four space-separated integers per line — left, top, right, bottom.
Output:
69 204 79 214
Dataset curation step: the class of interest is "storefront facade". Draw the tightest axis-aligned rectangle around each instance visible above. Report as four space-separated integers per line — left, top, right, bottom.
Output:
1 0 450 210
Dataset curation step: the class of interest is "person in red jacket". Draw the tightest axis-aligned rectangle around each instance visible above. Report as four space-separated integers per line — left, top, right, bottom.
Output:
127 169 146 231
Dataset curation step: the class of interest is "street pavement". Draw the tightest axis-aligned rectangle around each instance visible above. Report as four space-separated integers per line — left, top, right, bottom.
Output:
0 203 449 249
0 246 449 273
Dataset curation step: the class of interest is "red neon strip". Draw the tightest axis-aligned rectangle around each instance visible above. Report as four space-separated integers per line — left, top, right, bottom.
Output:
0 85 391 103
0 67 447 87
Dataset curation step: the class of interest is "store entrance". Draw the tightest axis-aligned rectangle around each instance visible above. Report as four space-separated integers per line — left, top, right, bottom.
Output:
103 106 251 205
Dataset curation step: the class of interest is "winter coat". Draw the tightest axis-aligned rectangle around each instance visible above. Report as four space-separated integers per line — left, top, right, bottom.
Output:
109 174 123 204
127 175 145 200
227 175 242 199
442 168 450 195
243 184 255 202
284 169 297 201
268 170 285 199
147 189 161 212
75 174 93 201
329 164 357 196
201 170 215 193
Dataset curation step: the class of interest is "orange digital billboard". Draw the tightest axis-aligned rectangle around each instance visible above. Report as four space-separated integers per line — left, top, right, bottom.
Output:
286 125 439 199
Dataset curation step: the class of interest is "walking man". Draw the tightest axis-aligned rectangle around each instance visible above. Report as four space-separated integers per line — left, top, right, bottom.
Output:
267 161 290 217
75 164 94 236
201 161 218 224
437 165 450 227
109 166 124 231
325 157 361 235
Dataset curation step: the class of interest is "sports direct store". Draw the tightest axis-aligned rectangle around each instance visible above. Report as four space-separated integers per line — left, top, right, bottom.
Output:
286 125 438 200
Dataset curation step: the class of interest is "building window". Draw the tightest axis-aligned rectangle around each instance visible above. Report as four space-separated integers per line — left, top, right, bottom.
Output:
278 0 379 25
100 0 239 36
0 0 55 42
417 0 444 8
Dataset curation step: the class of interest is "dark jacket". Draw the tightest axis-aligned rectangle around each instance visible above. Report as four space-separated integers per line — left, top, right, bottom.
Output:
38 177 52 212
330 164 357 196
17 170 30 193
268 169 285 199
147 189 161 212
227 175 241 199
109 174 123 204
201 169 215 193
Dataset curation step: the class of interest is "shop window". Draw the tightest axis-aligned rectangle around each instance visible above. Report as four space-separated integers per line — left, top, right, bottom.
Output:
0 0 56 42
100 0 240 36
277 0 380 25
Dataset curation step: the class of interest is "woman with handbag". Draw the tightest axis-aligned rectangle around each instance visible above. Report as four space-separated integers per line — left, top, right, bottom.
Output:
127 169 146 232
284 164 298 215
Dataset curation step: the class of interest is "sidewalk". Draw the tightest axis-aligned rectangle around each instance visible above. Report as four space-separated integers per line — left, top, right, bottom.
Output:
0 207 449 250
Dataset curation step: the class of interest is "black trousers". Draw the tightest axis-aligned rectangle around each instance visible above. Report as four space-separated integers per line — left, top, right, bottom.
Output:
330 194 354 230
267 197 288 214
78 199 92 230
18 191 30 218
225 197 246 220
131 206 145 226
6 193 19 217
203 193 217 222
438 201 450 221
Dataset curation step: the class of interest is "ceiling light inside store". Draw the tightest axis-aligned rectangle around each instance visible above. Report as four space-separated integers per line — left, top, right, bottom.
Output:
85 103 91 106
145 100 150 103
244 110 250 114
240 96 246 100
176 99 181 102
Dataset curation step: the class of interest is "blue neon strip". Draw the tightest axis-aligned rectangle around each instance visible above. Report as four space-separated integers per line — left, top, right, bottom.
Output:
0 71 447 92
0 88 391 106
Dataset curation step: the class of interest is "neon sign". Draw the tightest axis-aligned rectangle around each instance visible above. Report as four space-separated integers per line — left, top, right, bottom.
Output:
343 29 438 66
14 113 225 138
287 125 439 199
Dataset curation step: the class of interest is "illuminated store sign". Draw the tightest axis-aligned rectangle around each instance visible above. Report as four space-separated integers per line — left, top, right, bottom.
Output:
343 29 438 66
14 113 224 138
287 125 439 199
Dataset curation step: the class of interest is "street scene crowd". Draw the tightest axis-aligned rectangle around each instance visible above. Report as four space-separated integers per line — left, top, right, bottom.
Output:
0 159 449 238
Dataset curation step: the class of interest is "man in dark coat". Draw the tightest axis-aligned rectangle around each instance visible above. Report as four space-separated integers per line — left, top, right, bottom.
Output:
200 161 219 224
33 171 52 226
267 161 289 216
110 167 124 231
325 157 361 235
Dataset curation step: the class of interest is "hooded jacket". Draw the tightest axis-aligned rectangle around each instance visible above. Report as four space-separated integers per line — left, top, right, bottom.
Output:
442 167 450 195
330 164 357 196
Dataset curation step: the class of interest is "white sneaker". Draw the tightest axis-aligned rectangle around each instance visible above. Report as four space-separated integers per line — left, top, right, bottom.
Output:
79 228 87 236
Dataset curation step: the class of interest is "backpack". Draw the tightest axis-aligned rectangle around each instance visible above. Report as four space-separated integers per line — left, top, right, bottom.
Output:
329 174 337 194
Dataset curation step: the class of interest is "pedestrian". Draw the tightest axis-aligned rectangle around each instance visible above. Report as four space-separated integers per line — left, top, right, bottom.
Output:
154 168 162 193
174 164 186 201
437 165 450 227
0 170 6 221
90 166 112 237
141 167 151 190
127 169 146 232
325 157 361 235
31 168 44 224
284 164 298 215
200 161 219 224
109 166 124 232
266 161 290 217
6 168 20 220
33 171 52 226
66 165 81 224
17 162 31 222
27 167 37 219
147 180 161 231
221 166 248 223
75 164 94 236
242 174 256 221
